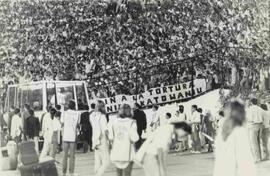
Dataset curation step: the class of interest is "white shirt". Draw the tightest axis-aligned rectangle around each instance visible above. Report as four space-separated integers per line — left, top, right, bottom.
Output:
214 126 256 176
42 113 54 141
52 118 61 132
191 111 201 123
90 111 108 148
10 114 22 139
246 105 264 124
109 118 139 168
262 110 270 128
61 110 80 142
146 125 174 155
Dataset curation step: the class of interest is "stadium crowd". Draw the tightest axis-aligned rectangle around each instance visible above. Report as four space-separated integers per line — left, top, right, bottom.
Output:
0 0 264 98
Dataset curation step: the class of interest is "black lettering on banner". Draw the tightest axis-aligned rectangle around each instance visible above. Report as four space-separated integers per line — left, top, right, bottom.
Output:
147 99 153 105
161 95 167 102
140 101 145 107
168 86 173 92
122 95 127 101
154 97 159 103
132 95 137 101
156 88 161 94
196 87 202 94
185 90 192 97
139 94 144 99
148 89 153 96
110 97 116 104
175 85 181 91
178 92 184 99
182 84 187 89
104 99 108 104
169 94 176 100
114 104 118 112
162 87 167 93
189 82 192 88
107 106 113 112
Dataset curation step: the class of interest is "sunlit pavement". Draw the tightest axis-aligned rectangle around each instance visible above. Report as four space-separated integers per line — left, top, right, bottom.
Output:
54 151 270 176
1 151 270 176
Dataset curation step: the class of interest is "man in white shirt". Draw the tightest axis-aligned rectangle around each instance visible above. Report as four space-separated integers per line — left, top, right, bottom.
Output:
61 100 80 176
190 105 201 153
246 98 264 162
10 108 22 143
261 104 270 160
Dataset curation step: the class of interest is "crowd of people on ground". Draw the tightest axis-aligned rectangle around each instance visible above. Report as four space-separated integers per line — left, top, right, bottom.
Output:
0 0 264 98
2 91 270 175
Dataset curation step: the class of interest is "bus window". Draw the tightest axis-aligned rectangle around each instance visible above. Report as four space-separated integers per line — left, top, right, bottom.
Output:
16 87 22 109
56 84 74 110
76 83 87 110
8 87 16 110
21 85 43 111
47 83 56 108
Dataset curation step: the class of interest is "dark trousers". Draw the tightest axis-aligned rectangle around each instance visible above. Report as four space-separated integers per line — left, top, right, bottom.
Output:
135 137 145 151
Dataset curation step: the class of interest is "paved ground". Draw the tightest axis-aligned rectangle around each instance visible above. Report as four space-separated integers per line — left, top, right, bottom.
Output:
54 151 269 176
1 151 270 176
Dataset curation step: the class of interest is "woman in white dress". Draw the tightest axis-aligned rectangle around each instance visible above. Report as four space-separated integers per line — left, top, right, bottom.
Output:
213 99 256 176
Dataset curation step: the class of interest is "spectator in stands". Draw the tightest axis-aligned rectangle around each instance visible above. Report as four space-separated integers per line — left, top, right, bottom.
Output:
10 108 22 144
90 100 110 176
132 103 147 151
25 109 40 153
61 100 80 176
109 103 139 176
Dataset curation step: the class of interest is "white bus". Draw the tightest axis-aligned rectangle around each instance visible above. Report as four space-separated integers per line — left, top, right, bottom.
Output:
3 80 89 120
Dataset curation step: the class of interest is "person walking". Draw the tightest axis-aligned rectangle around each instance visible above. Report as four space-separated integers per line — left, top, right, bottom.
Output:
109 103 139 176
246 98 264 162
132 103 147 151
261 104 270 160
80 105 93 153
22 104 31 141
201 111 214 152
134 121 191 176
40 108 56 159
90 100 110 176
10 108 22 144
25 109 40 153
50 108 61 158
190 105 201 153
149 105 160 132
213 99 256 176
61 101 80 176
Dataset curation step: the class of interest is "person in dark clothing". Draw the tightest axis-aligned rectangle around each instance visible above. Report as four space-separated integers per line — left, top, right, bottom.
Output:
55 104 62 152
80 104 93 152
22 104 31 140
25 109 40 153
133 103 147 151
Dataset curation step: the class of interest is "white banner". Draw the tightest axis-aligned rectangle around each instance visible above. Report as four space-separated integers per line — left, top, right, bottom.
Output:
94 79 207 113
